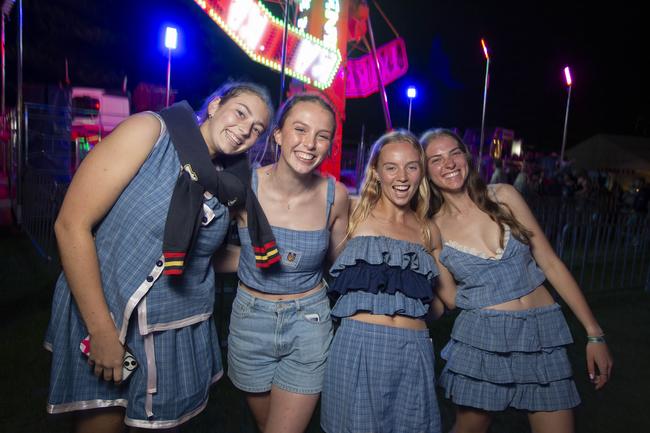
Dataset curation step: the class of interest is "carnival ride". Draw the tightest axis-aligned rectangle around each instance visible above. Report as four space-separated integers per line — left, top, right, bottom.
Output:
192 0 409 180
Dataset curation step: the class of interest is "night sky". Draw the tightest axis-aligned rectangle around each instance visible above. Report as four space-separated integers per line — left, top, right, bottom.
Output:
4 0 648 152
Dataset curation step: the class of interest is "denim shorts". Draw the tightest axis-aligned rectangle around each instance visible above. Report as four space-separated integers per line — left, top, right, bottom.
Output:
227 284 333 394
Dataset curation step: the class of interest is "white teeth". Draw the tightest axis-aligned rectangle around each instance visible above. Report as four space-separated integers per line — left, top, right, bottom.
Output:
225 130 242 145
443 171 460 178
393 185 409 191
295 151 315 161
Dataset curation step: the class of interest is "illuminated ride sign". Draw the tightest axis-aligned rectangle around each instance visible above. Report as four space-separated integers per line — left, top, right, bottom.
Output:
345 37 408 98
194 0 342 90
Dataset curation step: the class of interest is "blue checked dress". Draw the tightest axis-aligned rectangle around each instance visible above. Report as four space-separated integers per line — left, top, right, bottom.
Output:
438 225 581 411
321 236 442 433
44 113 229 428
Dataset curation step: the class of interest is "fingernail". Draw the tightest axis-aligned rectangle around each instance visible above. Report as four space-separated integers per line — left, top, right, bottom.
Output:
589 373 594 380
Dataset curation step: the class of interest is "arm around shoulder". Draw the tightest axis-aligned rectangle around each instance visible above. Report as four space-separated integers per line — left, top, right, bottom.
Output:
427 220 456 310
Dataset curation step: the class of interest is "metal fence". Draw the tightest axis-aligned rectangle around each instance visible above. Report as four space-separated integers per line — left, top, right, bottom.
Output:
531 196 650 291
3 103 73 261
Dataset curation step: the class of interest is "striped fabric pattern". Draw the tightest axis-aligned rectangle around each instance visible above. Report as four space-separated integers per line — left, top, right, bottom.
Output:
162 251 186 275
253 240 281 268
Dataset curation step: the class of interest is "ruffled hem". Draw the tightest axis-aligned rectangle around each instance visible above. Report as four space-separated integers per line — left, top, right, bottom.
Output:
441 340 573 384
329 262 434 302
450 304 573 352
439 370 581 412
330 236 438 280
331 291 430 319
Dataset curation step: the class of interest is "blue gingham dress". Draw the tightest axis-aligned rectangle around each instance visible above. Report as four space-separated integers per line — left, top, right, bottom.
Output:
321 236 442 433
44 113 229 428
438 226 581 411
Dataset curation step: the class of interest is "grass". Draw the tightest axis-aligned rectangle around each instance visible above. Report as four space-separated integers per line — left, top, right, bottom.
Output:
2 226 649 432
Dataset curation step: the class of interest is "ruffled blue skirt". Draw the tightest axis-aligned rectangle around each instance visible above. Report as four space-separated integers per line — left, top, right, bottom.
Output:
439 303 581 412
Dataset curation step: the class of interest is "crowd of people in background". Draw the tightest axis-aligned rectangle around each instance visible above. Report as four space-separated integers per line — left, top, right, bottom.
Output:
484 153 650 216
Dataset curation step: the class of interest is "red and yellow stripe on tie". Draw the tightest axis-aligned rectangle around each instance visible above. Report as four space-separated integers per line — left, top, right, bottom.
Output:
253 241 280 269
163 251 186 275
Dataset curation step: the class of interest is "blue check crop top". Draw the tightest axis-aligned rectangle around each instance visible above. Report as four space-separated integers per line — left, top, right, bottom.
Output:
237 170 335 294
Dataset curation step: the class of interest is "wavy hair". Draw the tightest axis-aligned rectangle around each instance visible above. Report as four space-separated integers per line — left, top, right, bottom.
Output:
420 128 532 246
348 129 433 250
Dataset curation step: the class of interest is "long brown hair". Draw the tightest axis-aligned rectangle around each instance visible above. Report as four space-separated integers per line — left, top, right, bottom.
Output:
348 130 433 250
420 128 532 246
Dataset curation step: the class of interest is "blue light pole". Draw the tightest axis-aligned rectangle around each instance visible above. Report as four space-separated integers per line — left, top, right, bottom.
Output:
165 26 178 107
407 86 416 131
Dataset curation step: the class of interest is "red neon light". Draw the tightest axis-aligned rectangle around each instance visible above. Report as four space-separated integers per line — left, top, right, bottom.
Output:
481 38 489 60
193 0 341 89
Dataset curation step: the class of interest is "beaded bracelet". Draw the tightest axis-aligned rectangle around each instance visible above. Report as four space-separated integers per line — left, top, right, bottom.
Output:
587 334 606 344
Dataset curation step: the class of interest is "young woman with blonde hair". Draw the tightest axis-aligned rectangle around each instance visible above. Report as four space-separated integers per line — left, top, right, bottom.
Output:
321 130 455 433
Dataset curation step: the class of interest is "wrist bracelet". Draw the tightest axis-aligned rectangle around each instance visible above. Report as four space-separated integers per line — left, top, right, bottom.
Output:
587 334 606 344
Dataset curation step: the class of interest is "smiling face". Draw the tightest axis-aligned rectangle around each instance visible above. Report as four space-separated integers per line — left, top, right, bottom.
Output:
274 100 335 175
375 140 423 208
425 134 469 192
201 91 271 157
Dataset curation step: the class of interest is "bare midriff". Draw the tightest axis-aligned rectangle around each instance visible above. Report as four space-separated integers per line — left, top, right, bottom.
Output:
483 285 556 311
349 312 428 330
238 281 324 301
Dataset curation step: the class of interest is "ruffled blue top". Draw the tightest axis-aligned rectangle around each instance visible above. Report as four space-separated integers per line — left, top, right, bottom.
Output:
328 236 439 319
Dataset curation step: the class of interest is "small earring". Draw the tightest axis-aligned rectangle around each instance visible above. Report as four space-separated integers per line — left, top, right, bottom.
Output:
208 113 214 119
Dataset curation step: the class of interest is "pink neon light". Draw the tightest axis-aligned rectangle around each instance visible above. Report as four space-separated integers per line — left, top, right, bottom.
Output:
481 38 489 60
564 66 572 86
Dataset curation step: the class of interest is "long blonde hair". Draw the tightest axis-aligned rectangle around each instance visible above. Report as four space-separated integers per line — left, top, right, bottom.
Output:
348 130 433 250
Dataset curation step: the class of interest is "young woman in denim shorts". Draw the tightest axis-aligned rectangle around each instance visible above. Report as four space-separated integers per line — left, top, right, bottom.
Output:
228 93 349 433
45 82 273 431
321 130 455 433
421 128 613 433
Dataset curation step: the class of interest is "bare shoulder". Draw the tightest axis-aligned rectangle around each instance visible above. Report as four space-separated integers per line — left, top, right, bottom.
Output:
111 111 162 143
426 218 443 250
427 218 442 239
491 183 527 208
333 180 350 205
77 111 163 172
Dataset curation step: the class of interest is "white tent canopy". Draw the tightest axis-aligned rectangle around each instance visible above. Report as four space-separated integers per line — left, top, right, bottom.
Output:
566 134 650 172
